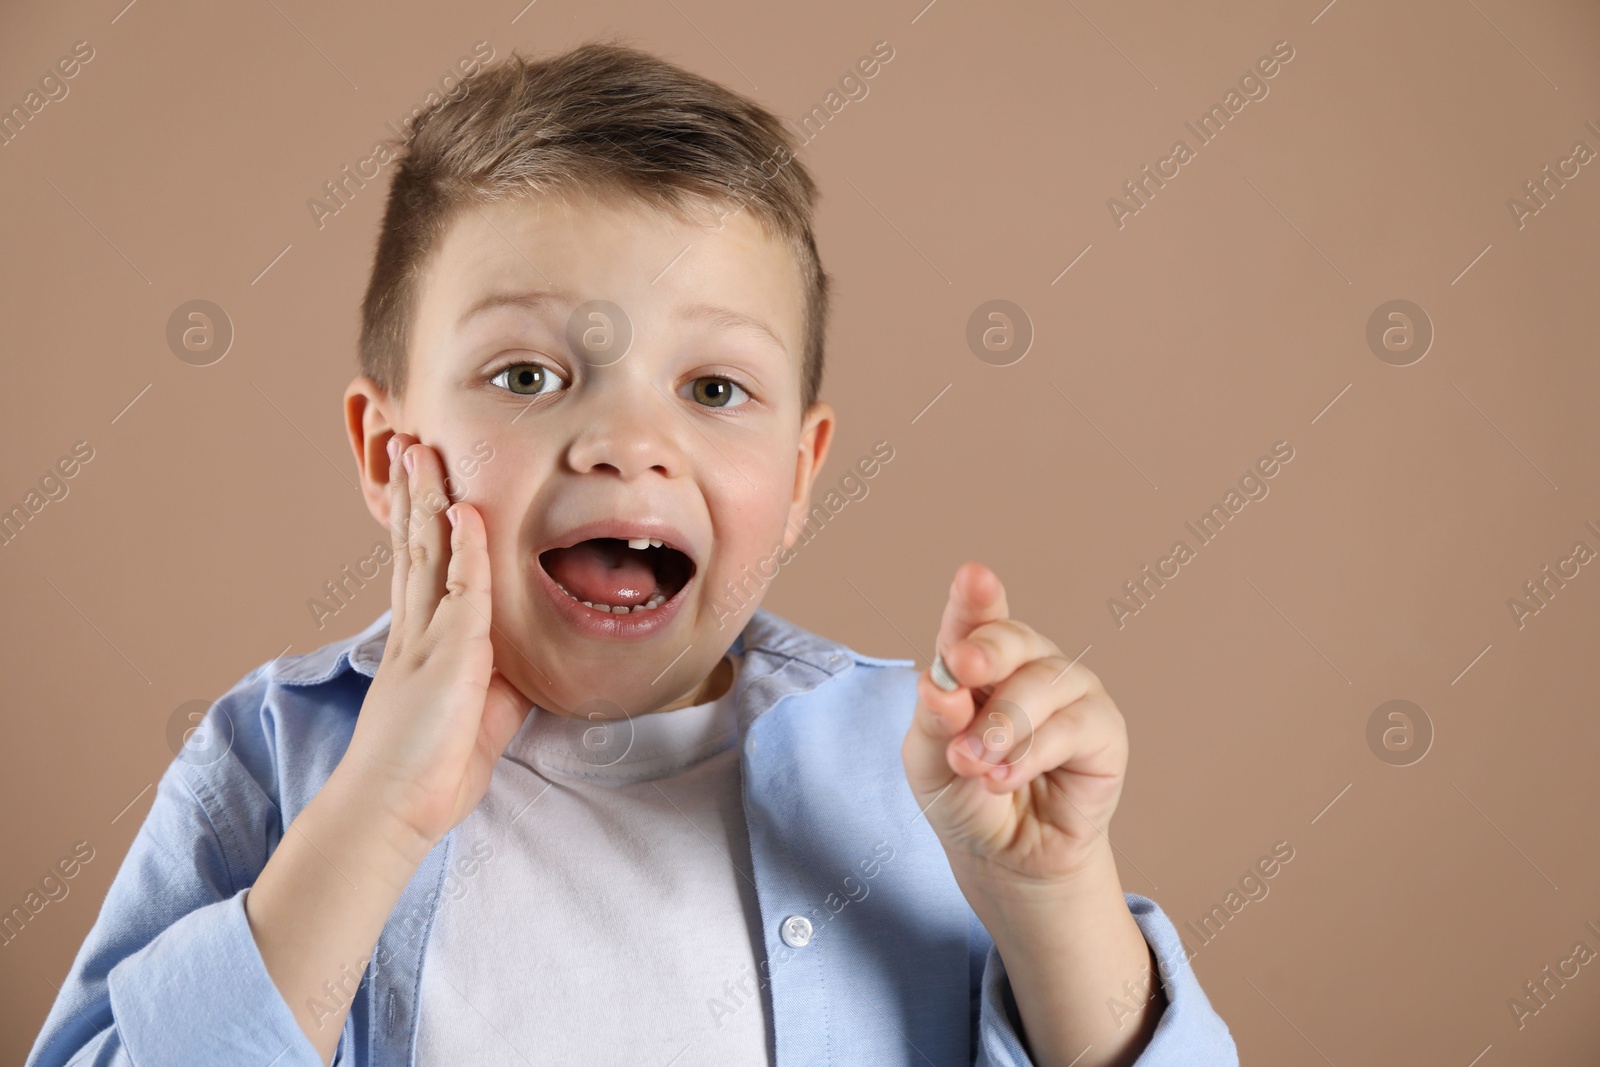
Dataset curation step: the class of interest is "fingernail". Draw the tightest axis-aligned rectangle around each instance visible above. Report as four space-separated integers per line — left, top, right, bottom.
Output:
446 504 458 528
403 449 415 475
987 762 1009 780
386 437 399 463
962 734 985 759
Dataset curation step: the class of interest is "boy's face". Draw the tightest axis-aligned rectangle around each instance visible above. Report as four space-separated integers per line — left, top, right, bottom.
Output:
346 191 834 719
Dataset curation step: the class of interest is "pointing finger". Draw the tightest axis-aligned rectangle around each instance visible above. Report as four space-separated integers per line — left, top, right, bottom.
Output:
933 562 1009 689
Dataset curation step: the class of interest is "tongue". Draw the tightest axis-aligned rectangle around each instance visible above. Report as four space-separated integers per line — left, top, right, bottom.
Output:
543 539 656 606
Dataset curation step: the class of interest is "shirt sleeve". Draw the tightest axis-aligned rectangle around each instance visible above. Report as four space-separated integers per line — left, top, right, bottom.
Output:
972 892 1239 1066
25 742 328 1067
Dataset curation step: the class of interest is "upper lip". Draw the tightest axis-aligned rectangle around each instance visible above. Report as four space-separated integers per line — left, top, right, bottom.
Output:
536 518 702 568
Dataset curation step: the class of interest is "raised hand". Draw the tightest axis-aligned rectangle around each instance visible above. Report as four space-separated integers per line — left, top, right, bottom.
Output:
899 563 1166 1063
901 561 1129 889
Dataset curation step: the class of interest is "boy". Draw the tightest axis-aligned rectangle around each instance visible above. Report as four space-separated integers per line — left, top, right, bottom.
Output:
28 41 1237 1066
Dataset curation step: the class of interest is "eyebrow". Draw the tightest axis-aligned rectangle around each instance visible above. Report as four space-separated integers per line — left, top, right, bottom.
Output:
676 302 788 356
457 289 574 329
458 290 787 356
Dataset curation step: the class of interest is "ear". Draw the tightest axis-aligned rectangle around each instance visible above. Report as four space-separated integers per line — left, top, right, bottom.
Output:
782 400 836 550
343 375 402 529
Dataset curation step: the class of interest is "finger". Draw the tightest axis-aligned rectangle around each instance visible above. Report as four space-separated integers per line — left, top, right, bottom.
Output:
908 563 1007 792
945 618 1063 692
430 501 492 648
386 433 413 640
979 694 1126 802
933 562 1008 678
945 655 1084 778
401 442 453 639
903 666 977 796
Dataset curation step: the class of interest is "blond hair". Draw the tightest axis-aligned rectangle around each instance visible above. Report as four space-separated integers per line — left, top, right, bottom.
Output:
359 38 830 410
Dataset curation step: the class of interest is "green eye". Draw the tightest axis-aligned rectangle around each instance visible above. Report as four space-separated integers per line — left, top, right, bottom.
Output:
689 377 749 408
490 362 565 396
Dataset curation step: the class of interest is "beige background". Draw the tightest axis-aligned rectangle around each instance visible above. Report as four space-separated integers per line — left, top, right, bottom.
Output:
3 0 1599 1062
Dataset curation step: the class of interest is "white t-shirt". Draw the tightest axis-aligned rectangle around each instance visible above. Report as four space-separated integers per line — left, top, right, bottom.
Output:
415 652 772 1065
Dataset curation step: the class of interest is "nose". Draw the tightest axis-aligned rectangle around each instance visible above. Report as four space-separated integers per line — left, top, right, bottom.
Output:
563 379 685 481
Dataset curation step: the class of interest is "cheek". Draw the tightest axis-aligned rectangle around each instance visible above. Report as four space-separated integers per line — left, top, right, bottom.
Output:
460 461 515 509
728 434 800 501
445 449 536 579
437 433 510 504
710 448 803 559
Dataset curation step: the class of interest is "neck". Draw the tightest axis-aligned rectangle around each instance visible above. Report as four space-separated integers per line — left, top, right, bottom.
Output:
655 654 733 714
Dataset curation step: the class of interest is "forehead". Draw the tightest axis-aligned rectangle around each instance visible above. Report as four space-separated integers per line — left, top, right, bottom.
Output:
412 190 805 369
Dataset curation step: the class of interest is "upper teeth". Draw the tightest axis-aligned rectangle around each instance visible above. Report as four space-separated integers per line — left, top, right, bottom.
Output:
627 538 664 550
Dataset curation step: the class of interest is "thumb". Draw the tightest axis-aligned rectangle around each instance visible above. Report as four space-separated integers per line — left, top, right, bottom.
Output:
904 665 977 798
481 668 535 758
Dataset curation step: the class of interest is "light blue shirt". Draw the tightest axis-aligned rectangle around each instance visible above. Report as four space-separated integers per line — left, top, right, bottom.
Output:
27 608 1238 1066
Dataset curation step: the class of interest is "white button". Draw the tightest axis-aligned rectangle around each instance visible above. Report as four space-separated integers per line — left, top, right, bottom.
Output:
780 915 813 948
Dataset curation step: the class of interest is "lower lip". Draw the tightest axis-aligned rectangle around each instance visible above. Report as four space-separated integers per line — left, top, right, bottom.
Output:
532 559 691 639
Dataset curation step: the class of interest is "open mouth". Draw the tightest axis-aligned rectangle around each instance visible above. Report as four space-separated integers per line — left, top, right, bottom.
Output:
537 537 696 614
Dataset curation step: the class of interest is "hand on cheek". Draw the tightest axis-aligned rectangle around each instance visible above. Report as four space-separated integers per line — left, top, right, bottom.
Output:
336 432 533 859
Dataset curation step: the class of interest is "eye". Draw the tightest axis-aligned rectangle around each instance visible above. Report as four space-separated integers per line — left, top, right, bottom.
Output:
490 361 567 397
686 376 750 409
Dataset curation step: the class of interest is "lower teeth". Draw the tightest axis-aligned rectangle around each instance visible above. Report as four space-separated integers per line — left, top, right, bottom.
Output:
556 584 666 613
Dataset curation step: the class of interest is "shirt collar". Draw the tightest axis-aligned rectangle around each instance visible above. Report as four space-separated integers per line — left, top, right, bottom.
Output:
264 609 393 687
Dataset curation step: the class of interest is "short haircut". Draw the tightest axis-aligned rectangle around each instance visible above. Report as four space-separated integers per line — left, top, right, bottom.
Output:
359 39 831 411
